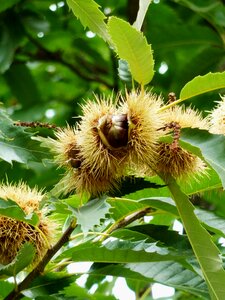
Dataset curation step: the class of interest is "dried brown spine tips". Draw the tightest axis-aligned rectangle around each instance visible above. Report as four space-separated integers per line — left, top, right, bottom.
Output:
97 113 129 149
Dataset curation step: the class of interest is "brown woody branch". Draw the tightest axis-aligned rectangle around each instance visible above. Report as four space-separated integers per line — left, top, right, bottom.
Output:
21 32 113 89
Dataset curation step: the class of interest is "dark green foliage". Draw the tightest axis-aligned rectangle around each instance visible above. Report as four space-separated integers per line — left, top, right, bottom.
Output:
0 0 225 299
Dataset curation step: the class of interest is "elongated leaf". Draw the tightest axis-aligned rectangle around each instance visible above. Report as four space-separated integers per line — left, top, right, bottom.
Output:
107 197 178 221
108 16 154 85
0 281 14 298
0 25 14 73
0 243 35 276
63 282 116 300
74 197 111 235
180 128 225 189
180 71 225 101
0 109 51 164
66 0 110 42
0 14 23 74
26 273 78 298
166 176 225 299
88 263 208 297
110 176 161 197
0 198 39 226
127 262 208 297
195 208 225 237
67 237 186 264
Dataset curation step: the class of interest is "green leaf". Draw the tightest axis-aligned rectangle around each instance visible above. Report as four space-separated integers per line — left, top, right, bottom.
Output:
0 243 35 276
4 64 42 109
0 280 14 298
126 262 208 297
195 208 225 237
110 176 161 197
0 198 39 226
180 128 225 189
107 197 178 221
66 0 110 42
63 282 116 299
118 59 132 83
67 237 186 264
88 263 208 297
0 109 51 164
74 197 111 235
0 24 15 73
180 71 225 101
27 273 78 298
166 176 225 300
108 16 154 85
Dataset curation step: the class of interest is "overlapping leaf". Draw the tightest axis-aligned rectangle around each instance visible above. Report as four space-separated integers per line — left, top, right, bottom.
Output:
0 110 51 164
67 0 110 41
88 263 208 297
180 71 225 101
0 198 39 226
180 128 225 189
0 243 35 276
166 177 225 300
108 16 154 85
74 197 111 235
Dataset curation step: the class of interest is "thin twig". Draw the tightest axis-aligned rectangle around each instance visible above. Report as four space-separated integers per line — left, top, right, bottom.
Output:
101 207 153 241
4 219 77 300
14 121 60 130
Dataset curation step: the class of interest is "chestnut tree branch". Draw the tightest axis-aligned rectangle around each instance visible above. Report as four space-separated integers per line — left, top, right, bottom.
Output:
20 32 113 89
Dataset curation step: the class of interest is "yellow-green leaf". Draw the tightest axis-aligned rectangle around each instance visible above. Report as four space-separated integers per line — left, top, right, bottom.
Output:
108 16 154 85
180 71 225 101
166 177 225 300
67 0 110 42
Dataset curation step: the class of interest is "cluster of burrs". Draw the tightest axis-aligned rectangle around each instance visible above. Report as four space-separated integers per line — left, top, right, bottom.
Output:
1 92 224 266
0 182 56 265
44 90 214 197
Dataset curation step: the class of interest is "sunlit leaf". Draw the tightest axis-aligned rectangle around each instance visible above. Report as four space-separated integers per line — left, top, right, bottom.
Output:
0 198 39 226
66 237 187 264
107 197 178 221
66 0 110 41
195 208 225 237
88 263 208 297
74 197 111 235
180 71 225 101
180 128 225 189
108 16 154 85
166 177 225 299
63 282 116 299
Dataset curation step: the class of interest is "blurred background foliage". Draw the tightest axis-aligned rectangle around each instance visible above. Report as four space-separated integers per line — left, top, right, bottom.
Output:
0 0 224 190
